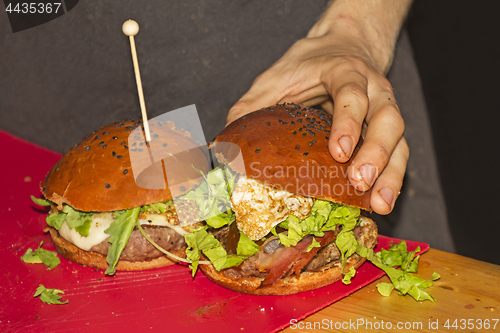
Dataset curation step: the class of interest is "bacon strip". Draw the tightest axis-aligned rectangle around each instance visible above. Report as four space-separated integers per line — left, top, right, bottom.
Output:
260 230 337 287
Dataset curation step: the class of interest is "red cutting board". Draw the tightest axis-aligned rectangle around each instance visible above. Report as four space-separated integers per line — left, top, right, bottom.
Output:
0 130 429 333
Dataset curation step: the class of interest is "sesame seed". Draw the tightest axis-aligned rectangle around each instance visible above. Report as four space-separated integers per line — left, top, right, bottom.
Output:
116 155 123 159
121 141 126 145
303 152 309 156
295 145 300 150
85 146 90 150
94 136 100 140
112 151 116 157
240 126 246 129
99 141 104 146
266 122 271 126
103 132 108 135
302 133 307 136
163 143 168 147
255 149 261 153
123 169 128 175
293 131 297 135
113 136 118 139
102 144 107 149
105 183 111 188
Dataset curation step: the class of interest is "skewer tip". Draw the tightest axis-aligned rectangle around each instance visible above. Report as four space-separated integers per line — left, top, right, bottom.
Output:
122 19 139 37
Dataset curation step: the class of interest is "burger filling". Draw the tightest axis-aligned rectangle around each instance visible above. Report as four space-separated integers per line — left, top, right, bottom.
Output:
177 167 374 285
32 197 193 274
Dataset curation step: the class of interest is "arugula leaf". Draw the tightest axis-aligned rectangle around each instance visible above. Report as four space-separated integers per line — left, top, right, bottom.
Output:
104 207 140 275
30 195 51 207
33 285 68 305
21 242 60 270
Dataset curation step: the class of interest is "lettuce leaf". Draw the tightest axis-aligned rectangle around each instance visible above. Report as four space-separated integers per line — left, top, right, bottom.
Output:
34 285 68 305
184 226 259 276
21 241 60 270
104 207 140 275
30 195 51 207
42 204 93 237
178 166 236 226
356 241 439 302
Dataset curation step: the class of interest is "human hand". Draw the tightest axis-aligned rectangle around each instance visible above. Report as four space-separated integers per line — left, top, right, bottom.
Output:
227 28 409 215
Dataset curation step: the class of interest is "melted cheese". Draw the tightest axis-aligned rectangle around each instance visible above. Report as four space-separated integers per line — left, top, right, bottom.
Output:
231 176 314 240
59 212 114 251
59 210 187 251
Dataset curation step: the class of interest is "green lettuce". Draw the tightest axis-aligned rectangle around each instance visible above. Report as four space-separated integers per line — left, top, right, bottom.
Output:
34 285 68 305
104 207 140 275
177 166 235 226
142 201 173 214
20 241 60 270
30 195 51 207
31 195 93 236
356 241 440 302
184 226 259 276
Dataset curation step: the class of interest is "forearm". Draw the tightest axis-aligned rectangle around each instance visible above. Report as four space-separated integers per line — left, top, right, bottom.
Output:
308 0 413 73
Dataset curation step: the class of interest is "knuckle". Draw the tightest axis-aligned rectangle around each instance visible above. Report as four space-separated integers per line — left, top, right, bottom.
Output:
377 76 395 95
375 106 405 137
336 82 369 108
397 137 410 160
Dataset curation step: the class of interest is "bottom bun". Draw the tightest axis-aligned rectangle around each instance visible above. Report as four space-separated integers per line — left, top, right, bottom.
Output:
47 227 186 271
200 216 377 295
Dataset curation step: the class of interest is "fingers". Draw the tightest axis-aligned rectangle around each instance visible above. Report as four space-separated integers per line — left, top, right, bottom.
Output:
370 137 409 214
346 81 405 197
326 68 369 163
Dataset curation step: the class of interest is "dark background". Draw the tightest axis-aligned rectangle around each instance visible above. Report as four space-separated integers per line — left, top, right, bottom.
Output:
407 0 500 264
1 1 498 264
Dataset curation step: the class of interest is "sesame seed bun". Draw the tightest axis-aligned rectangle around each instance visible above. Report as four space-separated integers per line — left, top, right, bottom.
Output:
42 119 207 212
40 119 207 271
215 103 372 211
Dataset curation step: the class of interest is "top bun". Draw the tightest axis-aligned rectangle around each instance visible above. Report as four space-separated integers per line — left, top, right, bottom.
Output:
42 119 206 212
215 104 371 211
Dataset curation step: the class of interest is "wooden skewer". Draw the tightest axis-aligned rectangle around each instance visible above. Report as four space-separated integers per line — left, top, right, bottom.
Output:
122 19 151 142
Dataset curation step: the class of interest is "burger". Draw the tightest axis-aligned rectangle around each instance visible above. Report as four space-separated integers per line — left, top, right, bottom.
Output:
32 104 378 296
182 103 378 295
34 119 208 275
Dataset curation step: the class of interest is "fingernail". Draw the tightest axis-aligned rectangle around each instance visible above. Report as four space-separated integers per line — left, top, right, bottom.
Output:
379 187 394 208
338 136 353 157
358 164 377 188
